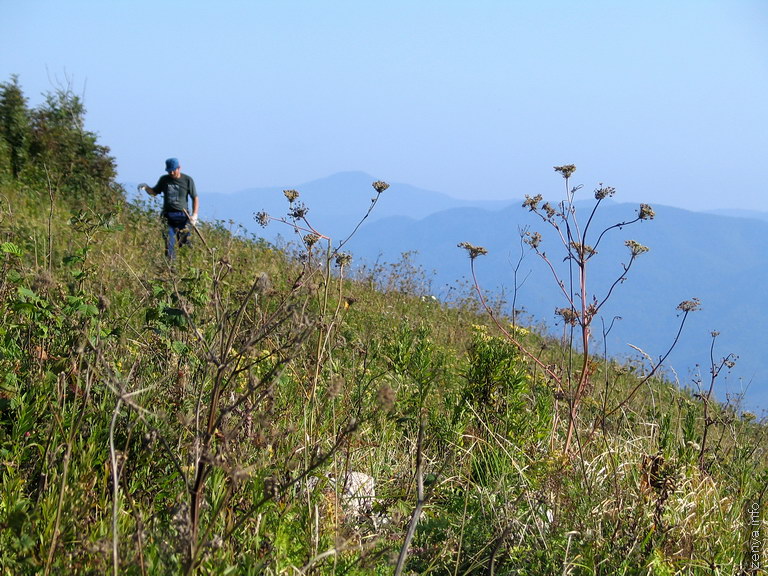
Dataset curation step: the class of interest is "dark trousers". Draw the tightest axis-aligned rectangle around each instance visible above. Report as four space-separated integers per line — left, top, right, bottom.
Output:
163 211 191 259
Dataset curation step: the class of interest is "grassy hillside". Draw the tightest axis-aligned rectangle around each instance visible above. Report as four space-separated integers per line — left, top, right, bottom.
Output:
0 81 766 575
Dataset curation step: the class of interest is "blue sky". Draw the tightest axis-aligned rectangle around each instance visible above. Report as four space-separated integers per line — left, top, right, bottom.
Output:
2 0 767 211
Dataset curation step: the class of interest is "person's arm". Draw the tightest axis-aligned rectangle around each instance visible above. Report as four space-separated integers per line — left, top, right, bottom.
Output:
188 177 199 224
188 196 199 225
138 183 159 196
138 177 163 196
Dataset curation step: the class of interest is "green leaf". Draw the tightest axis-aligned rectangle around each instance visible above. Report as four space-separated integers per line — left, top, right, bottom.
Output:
1 241 23 256
63 253 85 266
171 340 189 355
80 303 99 316
17 286 37 300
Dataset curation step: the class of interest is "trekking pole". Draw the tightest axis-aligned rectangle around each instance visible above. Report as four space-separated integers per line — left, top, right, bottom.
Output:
183 209 212 253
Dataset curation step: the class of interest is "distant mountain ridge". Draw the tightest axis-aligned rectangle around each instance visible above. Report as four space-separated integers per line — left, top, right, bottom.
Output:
202 171 512 237
199 172 767 412
348 202 767 409
705 208 768 222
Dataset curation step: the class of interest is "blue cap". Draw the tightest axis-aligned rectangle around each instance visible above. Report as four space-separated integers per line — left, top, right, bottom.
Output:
165 158 180 173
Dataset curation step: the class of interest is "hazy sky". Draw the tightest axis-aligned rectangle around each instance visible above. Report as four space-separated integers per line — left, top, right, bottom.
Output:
2 0 767 211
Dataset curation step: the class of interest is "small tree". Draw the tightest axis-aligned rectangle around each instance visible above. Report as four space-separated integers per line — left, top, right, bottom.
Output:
0 75 30 179
27 82 121 210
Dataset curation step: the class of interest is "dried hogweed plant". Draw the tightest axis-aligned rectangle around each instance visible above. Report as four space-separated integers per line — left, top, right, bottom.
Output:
462 165 698 453
255 179 389 422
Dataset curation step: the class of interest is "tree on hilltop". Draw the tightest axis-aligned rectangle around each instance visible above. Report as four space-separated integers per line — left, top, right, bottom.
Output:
0 74 30 179
0 75 123 210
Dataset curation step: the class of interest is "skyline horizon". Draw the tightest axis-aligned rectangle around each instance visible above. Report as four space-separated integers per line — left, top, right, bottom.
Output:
162 168 768 216
3 1 767 214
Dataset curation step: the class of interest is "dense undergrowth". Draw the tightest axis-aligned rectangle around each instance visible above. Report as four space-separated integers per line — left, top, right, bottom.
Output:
0 77 766 575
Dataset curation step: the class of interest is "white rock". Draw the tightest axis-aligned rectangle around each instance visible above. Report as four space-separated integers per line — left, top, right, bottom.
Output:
305 471 378 523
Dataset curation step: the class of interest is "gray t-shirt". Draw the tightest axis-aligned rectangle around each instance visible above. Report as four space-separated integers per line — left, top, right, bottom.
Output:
153 173 197 214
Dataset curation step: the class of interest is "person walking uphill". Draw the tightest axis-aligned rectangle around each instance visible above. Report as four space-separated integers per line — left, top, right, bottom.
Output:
138 158 199 259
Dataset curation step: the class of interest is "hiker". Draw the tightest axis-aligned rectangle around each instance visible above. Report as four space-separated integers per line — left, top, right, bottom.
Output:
138 158 199 259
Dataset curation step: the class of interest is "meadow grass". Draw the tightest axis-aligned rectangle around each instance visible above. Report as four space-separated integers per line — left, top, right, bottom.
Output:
0 168 766 575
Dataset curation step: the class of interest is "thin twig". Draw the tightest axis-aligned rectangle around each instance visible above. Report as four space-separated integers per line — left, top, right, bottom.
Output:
109 397 123 576
606 309 692 416
394 419 426 576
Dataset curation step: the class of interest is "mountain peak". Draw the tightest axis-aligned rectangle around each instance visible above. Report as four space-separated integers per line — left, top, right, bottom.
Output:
299 171 376 189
